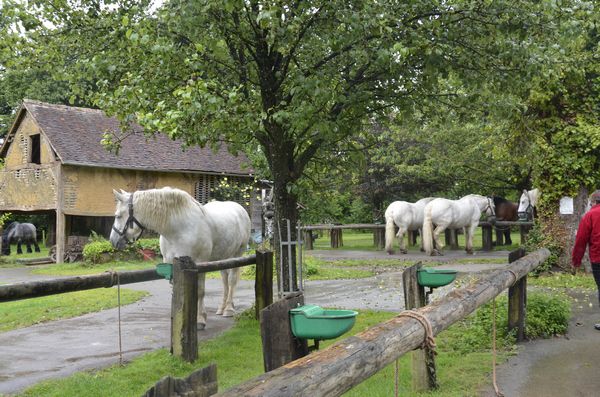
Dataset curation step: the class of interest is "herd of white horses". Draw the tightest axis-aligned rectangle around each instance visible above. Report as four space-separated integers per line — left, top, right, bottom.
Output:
384 189 540 256
108 186 539 328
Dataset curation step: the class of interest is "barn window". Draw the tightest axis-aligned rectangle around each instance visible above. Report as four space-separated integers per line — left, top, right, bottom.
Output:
30 134 41 164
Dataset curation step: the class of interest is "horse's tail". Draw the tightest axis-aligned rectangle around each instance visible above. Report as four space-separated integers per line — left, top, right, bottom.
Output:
422 204 434 255
385 216 396 254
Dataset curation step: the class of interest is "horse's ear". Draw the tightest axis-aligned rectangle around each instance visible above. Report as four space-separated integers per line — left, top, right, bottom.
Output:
522 189 527 194
113 189 125 202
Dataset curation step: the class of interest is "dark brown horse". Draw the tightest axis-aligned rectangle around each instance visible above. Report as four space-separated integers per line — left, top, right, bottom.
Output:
492 196 518 245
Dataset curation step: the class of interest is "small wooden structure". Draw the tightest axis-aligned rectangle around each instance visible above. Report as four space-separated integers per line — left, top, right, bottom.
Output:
0 100 258 262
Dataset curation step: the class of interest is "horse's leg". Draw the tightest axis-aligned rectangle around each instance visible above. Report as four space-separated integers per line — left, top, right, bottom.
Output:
216 270 229 315
16 240 23 255
26 242 33 253
396 227 407 254
504 229 512 245
432 226 446 255
197 272 208 330
222 268 240 317
33 239 40 252
465 223 477 254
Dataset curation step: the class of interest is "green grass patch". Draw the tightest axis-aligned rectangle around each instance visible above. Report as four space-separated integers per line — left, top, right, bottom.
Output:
19 290 570 397
0 288 148 332
30 259 160 276
528 272 597 290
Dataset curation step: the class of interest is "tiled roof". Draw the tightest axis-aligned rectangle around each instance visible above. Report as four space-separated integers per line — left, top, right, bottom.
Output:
11 100 253 176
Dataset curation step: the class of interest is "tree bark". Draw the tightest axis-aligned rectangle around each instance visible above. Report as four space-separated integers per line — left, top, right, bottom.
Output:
560 186 590 271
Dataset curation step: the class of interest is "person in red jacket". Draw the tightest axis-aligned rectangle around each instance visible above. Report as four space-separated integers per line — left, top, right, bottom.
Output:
572 190 600 330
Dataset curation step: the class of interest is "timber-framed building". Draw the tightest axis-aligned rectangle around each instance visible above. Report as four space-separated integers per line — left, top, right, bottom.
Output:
0 100 257 262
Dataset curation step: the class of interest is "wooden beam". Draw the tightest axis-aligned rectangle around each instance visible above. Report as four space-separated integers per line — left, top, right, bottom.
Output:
508 248 528 341
171 258 198 362
55 163 65 264
255 250 274 320
216 249 550 397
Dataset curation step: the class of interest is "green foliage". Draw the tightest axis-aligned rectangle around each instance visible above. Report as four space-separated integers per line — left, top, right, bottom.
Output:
523 216 567 274
82 241 115 263
440 291 570 354
529 272 597 290
135 238 160 253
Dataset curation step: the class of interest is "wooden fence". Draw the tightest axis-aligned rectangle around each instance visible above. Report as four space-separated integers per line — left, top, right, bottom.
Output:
301 221 534 251
0 250 274 363
216 248 550 397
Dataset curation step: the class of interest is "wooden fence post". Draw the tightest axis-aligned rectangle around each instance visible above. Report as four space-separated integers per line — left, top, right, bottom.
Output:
143 363 217 397
444 229 459 250
520 224 532 245
303 230 314 250
402 263 437 391
255 250 274 320
330 228 343 248
481 224 493 251
408 230 417 247
171 257 198 362
495 229 504 246
373 227 385 250
508 248 527 341
260 291 309 372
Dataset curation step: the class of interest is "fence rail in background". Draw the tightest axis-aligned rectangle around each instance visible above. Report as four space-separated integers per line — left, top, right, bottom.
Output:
217 248 550 397
300 221 534 251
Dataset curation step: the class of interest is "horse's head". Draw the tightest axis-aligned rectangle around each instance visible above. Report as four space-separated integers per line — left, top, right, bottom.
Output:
109 189 145 250
517 188 540 221
468 194 496 218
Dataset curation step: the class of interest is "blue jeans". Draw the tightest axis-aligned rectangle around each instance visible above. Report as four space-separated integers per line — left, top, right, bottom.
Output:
592 263 600 305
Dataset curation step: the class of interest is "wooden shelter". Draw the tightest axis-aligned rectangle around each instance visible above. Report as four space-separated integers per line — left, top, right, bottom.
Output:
0 100 257 262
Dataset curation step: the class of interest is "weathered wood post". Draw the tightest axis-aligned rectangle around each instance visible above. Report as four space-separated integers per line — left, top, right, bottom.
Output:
402 263 437 391
408 230 418 247
508 248 527 341
171 257 198 362
330 227 343 248
143 363 217 397
260 291 309 372
373 226 385 250
303 230 314 250
482 223 494 251
444 229 459 250
255 250 274 320
520 224 531 244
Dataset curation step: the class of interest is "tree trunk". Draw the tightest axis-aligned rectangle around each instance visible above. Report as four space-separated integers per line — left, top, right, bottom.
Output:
272 177 299 293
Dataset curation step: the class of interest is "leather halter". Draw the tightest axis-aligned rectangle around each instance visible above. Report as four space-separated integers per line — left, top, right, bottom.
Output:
517 191 534 221
112 193 145 243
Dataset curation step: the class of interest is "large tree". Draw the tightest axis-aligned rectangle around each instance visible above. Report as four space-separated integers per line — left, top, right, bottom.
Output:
1 0 572 289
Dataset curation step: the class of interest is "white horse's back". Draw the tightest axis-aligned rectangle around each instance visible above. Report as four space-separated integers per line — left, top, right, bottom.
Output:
203 200 251 260
385 197 434 254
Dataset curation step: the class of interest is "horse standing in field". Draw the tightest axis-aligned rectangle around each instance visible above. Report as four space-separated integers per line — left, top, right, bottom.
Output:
422 194 495 256
517 188 540 221
1 222 41 255
384 197 435 254
110 187 251 329
492 196 519 245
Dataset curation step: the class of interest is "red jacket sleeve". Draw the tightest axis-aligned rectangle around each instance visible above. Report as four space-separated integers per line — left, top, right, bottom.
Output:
572 214 591 267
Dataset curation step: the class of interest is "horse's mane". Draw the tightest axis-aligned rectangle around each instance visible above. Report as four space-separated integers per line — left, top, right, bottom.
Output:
2 222 18 239
134 187 205 226
492 196 511 206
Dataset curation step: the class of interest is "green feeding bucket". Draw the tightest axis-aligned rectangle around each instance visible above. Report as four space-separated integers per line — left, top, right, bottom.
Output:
417 268 458 288
289 304 358 341
156 263 173 281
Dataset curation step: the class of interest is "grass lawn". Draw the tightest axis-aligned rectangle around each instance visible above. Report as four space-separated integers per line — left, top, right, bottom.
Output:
312 229 522 252
0 288 149 332
0 244 51 263
17 309 512 397
29 259 161 276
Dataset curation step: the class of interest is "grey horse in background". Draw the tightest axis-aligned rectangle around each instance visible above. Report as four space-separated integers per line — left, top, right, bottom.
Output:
1 222 41 255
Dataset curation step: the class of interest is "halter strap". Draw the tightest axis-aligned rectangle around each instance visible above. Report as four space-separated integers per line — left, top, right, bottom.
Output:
112 193 145 242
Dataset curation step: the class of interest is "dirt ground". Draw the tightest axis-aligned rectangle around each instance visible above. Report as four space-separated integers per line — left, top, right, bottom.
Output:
1 248 599 395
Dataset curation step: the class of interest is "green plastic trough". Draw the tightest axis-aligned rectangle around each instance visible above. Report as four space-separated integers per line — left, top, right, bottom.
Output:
156 263 173 281
417 268 458 288
289 304 358 341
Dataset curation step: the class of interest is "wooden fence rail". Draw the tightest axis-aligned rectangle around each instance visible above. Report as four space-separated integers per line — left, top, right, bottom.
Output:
216 248 550 397
0 255 258 303
301 221 534 251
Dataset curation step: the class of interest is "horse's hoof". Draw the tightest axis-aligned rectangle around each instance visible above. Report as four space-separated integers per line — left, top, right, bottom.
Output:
432 249 444 256
386 250 394 255
400 249 408 254
198 322 206 330
216 308 224 315
222 309 235 317
466 250 474 255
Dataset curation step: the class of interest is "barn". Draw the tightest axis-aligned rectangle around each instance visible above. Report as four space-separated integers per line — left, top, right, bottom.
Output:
0 100 257 262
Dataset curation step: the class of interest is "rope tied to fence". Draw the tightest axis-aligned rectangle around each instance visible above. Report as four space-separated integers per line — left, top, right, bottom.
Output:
397 310 437 352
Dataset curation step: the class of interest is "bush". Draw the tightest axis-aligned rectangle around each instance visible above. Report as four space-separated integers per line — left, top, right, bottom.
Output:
524 217 566 275
136 238 161 253
82 241 115 263
440 291 570 354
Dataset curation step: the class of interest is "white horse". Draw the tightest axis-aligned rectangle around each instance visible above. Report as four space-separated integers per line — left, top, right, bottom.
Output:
422 194 495 256
384 197 435 254
109 187 251 329
517 188 540 221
